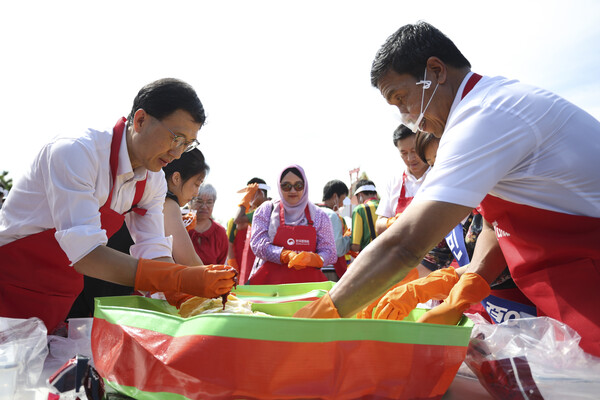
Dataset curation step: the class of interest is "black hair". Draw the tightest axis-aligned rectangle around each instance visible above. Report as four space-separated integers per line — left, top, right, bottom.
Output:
247 177 267 195
280 167 304 183
322 180 349 202
371 21 471 87
127 78 206 125
162 148 210 183
355 179 377 196
392 124 415 147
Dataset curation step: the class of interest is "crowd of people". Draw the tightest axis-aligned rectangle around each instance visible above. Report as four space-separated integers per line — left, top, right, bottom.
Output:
1 21 598 361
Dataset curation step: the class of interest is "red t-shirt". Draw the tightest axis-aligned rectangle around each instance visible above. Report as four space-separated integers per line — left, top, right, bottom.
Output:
188 219 229 265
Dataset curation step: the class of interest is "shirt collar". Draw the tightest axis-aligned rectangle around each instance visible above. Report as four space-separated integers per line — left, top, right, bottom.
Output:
117 124 147 181
404 165 431 183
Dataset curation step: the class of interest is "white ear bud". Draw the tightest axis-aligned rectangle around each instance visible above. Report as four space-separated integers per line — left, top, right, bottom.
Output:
416 79 431 89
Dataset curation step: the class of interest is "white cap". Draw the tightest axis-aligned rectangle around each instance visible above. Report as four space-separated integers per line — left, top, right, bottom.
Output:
258 183 271 191
354 184 377 195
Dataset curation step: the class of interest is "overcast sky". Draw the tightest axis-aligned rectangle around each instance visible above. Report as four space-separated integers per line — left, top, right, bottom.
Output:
2 0 600 223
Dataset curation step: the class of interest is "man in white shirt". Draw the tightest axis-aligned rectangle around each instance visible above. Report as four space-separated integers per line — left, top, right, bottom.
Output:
0 78 235 333
295 22 600 357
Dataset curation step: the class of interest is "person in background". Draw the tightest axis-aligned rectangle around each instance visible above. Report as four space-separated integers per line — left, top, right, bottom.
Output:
0 78 235 333
375 124 430 235
295 21 600 357
350 180 379 254
189 183 228 265
226 177 269 283
248 164 337 285
317 180 351 281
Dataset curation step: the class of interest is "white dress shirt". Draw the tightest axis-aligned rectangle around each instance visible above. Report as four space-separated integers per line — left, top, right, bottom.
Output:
0 123 173 264
376 166 430 218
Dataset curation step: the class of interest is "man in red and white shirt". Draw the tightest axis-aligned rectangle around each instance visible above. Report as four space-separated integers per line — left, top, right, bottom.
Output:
296 22 600 357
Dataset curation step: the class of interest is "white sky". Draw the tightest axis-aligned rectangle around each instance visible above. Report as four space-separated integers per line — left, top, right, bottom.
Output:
2 0 600 224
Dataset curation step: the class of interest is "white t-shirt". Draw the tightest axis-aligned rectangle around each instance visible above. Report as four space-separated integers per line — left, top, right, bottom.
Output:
376 167 430 218
414 73 600 217
0 124 173 264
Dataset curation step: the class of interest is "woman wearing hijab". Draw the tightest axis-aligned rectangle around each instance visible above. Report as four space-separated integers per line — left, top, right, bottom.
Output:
247 165 337 285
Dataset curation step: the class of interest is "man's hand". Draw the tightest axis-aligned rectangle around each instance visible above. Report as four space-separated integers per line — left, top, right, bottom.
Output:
374 267 459 320
135 259 236 299
238 183 259 213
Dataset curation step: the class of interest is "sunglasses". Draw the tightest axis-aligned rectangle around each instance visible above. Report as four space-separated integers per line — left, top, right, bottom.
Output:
280 182 305 192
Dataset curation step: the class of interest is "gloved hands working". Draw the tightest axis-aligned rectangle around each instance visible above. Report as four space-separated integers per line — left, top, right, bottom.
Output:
135 259 237 308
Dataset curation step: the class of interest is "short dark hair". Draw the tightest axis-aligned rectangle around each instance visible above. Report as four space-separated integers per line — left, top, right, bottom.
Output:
247 177 267 196
415 131 439 164
162 148 210 183
128 78 206 125
355 179 377 197
322 180 349 202
371 21 471 87
392 124 415 147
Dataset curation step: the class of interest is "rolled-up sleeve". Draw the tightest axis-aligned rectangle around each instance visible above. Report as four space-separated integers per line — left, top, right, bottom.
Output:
44 140 109 265
250 202 283 264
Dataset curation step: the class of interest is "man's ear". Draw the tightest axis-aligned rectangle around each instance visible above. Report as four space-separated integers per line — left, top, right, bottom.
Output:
426 56 447 85
132 109 149 132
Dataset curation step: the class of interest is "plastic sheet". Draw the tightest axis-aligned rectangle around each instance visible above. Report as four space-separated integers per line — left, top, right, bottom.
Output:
0 317 48 400
93 283 474 400
465 314 600 399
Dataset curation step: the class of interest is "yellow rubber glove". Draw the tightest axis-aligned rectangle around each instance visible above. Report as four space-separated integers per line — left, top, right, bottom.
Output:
386 213 400 229
134 259 237 299
374 267 459 320
356 268 419 319
417 272 490 325
288 251 323 270
293 292 340 319
280 249 298 264
238 183 259 213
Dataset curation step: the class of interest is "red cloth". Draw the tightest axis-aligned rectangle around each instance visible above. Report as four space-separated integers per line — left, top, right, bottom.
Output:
188 219 229 265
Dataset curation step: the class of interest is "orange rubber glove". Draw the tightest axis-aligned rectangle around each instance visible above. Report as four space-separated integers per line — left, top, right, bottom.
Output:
163 291 195 308
182 211 197 231
356 268 419 319
280 249 298 264
386 214 400 229
293 292 340 319
343 228 352 237
238 183 259 213
348 250 359 258
417 272 490 325
227 258 239 271
288 251 323 270
374 267 459 320
134 259 236 299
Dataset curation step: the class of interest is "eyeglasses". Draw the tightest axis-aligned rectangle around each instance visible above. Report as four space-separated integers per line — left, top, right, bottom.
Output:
191 197 214 207
280 182 305 192
154 117 199 153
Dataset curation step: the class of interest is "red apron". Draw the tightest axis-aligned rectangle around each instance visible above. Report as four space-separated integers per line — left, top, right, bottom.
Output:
394 172 413 214
333 215 349 279
239 226 257 285
0 118 147 333
479 194 600 357
249 204 327 285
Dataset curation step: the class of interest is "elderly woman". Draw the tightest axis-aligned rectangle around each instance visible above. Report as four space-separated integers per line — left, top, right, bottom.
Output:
247 164 337 285
188 183 228 265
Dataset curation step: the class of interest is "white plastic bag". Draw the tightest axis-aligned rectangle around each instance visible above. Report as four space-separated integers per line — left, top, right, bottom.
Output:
0 317 48 399
465 314 600 399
